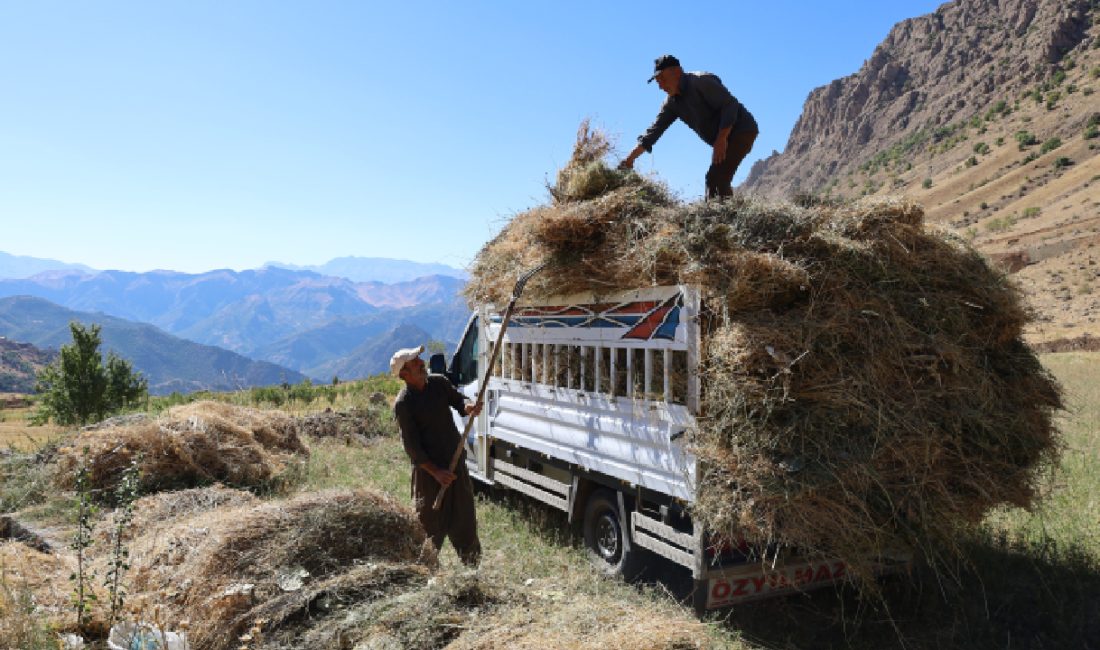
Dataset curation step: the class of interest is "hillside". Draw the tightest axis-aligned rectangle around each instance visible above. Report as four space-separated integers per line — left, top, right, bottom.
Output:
256 297 469 378
0 337 55 393
744 0 1099 345
0 296 307 394
310 322 439 381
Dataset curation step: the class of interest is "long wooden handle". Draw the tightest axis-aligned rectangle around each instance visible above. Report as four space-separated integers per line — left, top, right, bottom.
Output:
431 295 523 510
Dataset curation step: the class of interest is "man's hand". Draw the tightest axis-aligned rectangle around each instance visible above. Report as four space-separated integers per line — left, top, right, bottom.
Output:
423 463 456 487
619 144 645 171
464 402 482 417
712 137 728 165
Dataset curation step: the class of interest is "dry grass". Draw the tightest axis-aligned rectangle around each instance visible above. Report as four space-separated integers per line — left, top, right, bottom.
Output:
53 401 309 497
115 487 428 650
466 127 1064 585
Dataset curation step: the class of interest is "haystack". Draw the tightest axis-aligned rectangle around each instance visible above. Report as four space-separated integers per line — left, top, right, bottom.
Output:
54 401 309 496
118 488 428 650
467 126 1063 575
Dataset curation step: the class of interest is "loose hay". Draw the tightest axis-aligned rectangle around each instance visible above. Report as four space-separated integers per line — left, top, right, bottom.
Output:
121 488 428 650
466 128 1063 582
54 401 309 496
295 405 396 442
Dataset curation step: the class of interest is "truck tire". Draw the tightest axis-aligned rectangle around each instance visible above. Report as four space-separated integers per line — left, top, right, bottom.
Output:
582 489 647 580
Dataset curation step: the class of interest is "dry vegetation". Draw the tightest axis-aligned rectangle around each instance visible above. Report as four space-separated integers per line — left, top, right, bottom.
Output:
468 126 1063 583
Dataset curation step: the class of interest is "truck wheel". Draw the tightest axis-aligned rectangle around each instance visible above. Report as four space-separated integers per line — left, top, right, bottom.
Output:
582 489 646 580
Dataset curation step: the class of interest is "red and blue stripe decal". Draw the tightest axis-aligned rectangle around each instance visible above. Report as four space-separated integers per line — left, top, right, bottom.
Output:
499 293 682 341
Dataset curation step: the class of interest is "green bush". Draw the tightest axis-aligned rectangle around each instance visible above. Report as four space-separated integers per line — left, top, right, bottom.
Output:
1023 207 1041 218
922 177 933 189
1040 137 1062 154
973 141 990 155
1015 130 1038 149
1054 157 1073 169
1086 124 1099 140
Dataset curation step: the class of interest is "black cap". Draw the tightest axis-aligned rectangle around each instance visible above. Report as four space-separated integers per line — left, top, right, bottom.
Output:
647 54 681 83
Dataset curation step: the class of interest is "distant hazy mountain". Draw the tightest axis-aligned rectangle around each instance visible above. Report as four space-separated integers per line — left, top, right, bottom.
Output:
0 296 307 394
0 251 93 279
265 256 467 283
310 322 440 381
257 297 471 377
0 269 465 356
0 336 55 393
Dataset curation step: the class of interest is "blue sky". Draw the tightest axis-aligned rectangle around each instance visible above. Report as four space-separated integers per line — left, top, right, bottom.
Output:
0 1 944 274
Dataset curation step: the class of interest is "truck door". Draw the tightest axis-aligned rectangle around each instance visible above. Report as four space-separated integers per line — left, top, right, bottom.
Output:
447 313 487 476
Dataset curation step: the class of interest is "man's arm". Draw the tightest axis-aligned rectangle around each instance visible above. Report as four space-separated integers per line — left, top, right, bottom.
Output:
443 376 482 417
620 101 677 170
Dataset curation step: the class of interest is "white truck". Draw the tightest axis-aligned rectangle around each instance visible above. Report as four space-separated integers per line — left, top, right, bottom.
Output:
431 284 851 613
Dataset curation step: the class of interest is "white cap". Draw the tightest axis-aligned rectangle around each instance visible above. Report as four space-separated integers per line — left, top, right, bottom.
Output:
389 345 424 377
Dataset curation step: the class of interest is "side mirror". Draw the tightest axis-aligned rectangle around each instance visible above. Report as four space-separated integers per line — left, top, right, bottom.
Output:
428 353 448 375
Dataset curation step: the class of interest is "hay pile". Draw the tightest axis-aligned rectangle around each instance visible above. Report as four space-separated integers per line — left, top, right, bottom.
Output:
116 487 428 650
54 401 309 495
467 127 1063 573
295 405 396 442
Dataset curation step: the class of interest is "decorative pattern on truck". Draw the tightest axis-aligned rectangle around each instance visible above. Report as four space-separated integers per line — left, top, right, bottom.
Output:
496 293 683 341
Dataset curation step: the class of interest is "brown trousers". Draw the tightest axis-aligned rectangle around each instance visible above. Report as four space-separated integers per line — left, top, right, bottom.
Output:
412 462 481 565
705 129 758 199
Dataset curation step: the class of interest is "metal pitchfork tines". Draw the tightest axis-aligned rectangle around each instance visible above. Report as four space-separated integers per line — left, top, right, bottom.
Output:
433 263 546 510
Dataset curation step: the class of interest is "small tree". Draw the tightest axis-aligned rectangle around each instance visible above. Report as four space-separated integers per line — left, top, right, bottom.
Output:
34 322 148 425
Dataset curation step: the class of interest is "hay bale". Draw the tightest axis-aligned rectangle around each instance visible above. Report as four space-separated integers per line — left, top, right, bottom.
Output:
54 401 309 496
466 127 1063 579
121 488 427 650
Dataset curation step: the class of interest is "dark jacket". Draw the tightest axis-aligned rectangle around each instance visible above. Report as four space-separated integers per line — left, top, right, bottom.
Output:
638 71 758 153
394 374 467 468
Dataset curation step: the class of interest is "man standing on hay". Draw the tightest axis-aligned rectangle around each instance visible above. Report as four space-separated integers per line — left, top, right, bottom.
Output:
391 345 482 566
619 54 758 200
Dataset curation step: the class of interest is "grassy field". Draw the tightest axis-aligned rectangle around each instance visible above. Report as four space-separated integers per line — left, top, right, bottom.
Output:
2 354 1097 648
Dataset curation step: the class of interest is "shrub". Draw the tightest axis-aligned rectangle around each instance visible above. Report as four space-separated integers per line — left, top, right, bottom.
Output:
1015 130 1037 149
974 142 990 155
1086 124 1099 139
1023 207 1041 218
966 156 979 167
1052 69 1067 85
922 177 933 189
1053 157 1073 169
1040 137 1062 154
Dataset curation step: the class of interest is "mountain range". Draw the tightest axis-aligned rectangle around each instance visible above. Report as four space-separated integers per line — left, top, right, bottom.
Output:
0 251 92 279
0 268 468 358
0 296 307 394
264 256 466 283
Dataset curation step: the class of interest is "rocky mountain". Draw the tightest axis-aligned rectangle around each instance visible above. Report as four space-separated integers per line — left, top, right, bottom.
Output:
0 269 465 356
744 0 1100 345
0 336 55 393
0 296 307 395
0 251 93 279
265 256 467 283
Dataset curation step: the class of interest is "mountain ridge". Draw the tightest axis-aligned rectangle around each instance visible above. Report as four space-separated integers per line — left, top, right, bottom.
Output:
743 0 1100 345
